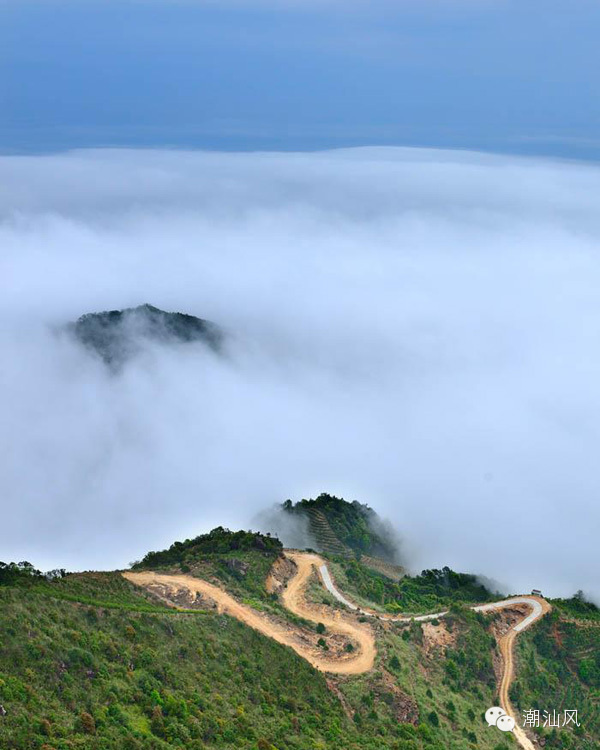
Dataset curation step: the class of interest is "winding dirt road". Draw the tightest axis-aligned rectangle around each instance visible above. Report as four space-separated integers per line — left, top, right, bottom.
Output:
317 560 550 749
124 551 549 748
123 560 375 674
280 552 376 672
493 601 549 750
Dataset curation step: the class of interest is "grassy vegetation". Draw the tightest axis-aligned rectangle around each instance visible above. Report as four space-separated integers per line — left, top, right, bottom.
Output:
510 608 600 749
30 573 185 613
328 557 495 614
0 561 193 613
337 608 506 750
134 528 282 571
550 591 600 622
0 572 515 750
131 528 301 624
0 576 356 750
1 521 597 749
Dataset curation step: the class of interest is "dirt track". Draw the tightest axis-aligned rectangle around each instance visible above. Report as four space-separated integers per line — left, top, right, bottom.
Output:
498 630 535 750
281 552 375 672
496 597 551 750
317 560 550 749
124 551 549 747
123 559 375 674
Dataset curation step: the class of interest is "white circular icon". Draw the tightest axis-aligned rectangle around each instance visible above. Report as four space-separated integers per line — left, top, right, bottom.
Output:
485 706 506 727
497 715 516 732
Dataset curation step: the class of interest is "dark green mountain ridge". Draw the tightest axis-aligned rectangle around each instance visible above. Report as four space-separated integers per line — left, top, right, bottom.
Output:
70 304 222 365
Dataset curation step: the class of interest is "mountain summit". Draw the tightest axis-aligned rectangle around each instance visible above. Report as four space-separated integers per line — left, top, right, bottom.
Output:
70 304 222 365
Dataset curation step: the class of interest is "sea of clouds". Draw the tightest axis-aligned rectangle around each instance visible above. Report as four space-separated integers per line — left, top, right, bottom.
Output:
2 146 599 601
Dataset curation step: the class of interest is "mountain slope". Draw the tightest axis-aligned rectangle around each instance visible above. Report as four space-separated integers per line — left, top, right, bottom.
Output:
0 576 353 750
1 519 598 749
282 493 402 567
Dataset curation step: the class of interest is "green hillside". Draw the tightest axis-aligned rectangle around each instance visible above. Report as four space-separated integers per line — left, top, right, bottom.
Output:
327 558 496 614
0 574 350 750
510 603 600 749
0 568 505 750
282 494 399 562
1 522 598 749
131 528 287 617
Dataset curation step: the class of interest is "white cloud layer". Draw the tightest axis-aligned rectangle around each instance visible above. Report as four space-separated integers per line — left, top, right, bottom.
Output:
2 146 600 601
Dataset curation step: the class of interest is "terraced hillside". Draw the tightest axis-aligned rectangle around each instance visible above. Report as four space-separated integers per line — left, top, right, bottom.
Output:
305 506 353 557
282 494 406 584
282 494 403 573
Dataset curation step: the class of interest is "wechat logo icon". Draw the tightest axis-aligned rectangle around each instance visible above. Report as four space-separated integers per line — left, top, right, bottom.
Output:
485 707 515 732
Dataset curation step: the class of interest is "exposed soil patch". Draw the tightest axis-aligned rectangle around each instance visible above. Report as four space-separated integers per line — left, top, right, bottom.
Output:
490 605 530 640
421 620 455 656
141 581 217 611
265 554 296 595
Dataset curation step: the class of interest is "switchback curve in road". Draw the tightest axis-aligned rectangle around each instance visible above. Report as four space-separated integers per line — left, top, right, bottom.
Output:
315 555 550 750
124 551 550 748
123 563 375 675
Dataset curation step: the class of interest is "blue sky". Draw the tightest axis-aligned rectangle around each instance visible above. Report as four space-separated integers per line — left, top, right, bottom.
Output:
1 0 599 157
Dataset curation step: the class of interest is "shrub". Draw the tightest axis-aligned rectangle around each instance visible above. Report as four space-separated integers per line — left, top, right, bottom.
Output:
79 711 95 734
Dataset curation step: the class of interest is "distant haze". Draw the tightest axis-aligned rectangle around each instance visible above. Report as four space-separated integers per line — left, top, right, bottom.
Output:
2 1 599 160
1 147 599 602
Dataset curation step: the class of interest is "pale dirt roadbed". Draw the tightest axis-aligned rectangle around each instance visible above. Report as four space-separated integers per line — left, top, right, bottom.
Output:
123 561 375 675
495 599 551 750
124 551 550 748
317 558 551 750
